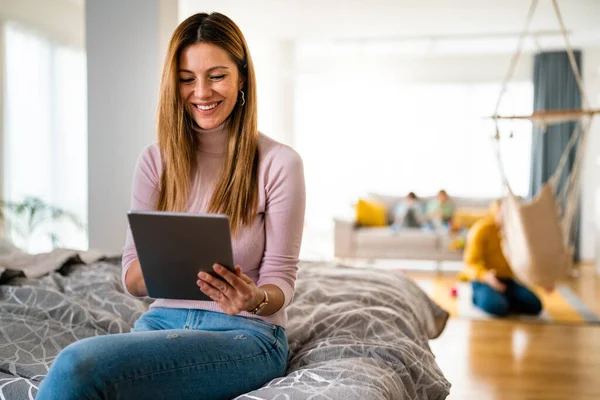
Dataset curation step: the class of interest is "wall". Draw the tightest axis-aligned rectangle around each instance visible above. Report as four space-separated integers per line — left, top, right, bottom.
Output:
581 49 600 262
86 0 178 254
248 39 296 146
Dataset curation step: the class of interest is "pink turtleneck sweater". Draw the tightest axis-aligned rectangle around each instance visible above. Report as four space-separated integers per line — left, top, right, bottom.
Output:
122 124 305 328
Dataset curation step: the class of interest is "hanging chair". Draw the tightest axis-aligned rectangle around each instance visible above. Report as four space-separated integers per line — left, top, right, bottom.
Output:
501 184 571 290
490 0 595 289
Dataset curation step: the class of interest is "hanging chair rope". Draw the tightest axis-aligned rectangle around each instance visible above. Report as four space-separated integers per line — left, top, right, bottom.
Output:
491 0 539 191
488 0 597 285
492 0 539 118
561 116 593 247
549 0 595 252
493 0 590 120
549 119 583 190
494 0 592 198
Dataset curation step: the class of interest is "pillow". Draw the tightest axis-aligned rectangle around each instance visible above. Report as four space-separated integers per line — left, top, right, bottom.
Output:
355 198 388 227
453 207 490 228
367 193 402 224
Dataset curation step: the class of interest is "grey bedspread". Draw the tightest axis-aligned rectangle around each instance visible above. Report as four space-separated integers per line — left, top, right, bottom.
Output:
0 259 450 399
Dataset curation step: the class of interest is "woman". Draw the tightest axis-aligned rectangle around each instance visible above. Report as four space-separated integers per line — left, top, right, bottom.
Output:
462 200 542 317
37 12 305 400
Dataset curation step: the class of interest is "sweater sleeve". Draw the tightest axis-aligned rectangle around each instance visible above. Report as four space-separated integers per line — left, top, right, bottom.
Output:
256 145 306 308
121 144 161 296
462 222 489 281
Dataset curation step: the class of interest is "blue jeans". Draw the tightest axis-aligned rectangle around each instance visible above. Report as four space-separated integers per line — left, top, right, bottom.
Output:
36 308 289 400
472 279 543 317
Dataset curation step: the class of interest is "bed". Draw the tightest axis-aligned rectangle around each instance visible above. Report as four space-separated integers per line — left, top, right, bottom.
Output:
0 257 450 399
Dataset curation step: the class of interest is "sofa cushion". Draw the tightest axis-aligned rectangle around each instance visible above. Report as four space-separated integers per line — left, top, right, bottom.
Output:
367 194 402 225
453 207 490 228
356 227 438 249
356 198 388 227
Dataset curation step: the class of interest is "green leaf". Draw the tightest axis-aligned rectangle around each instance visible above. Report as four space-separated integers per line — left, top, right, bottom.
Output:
0 196 84 250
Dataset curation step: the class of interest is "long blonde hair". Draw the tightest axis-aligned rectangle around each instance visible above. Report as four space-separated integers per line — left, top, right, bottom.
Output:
156 13 259 234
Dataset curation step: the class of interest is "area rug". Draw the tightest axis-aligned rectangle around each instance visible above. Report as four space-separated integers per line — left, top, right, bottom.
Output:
416 278 600 325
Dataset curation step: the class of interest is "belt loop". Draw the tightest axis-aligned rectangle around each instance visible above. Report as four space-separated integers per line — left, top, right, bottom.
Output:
184 309 194 330
193 309 202 330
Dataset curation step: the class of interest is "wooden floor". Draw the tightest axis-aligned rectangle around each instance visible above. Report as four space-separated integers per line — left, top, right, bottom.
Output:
411 265 600 400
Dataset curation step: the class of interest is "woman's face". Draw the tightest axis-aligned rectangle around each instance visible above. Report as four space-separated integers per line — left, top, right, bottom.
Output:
179 43 243 129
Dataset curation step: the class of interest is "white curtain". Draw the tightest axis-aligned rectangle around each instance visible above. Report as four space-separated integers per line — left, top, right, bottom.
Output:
3 22 87 252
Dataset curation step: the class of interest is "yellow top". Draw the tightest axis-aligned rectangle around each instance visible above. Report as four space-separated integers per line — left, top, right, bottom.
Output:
462 216 513 281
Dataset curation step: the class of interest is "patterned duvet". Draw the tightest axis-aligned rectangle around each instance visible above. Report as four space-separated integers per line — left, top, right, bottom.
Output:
0 258 450 399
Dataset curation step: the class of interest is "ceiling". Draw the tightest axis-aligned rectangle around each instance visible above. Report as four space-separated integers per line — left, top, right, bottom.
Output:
179 0 600 54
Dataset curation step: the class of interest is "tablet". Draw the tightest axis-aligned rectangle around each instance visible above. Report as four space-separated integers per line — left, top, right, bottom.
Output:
127 210 235 301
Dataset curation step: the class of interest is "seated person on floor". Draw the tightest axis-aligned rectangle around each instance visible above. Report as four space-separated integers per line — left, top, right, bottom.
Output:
426 189 455 228
392 192 424 229
462 199 542 317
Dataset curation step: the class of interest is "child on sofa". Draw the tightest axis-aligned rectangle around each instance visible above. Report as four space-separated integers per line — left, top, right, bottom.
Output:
392 192 425 230
426 189 455 229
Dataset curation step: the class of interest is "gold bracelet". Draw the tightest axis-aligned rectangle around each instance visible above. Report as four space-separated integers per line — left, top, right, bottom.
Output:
248 289 269 315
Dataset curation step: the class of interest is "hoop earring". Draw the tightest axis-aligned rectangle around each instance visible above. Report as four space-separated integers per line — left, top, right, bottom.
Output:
239 90 245 106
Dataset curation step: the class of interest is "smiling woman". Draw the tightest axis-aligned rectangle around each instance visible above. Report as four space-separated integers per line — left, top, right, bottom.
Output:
178 43 244 130
36 12 306 400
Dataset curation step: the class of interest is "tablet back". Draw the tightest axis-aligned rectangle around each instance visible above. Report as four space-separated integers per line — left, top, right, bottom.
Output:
127 211 234 301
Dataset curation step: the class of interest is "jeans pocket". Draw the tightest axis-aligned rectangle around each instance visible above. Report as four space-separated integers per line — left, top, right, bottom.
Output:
247 316 277 330
131 307 183 332
131 312 158 332
242 317 279 348
274 326 289 354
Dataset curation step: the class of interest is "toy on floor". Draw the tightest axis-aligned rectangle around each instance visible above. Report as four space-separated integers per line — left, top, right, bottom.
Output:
449 236 465 252
450 285 458 298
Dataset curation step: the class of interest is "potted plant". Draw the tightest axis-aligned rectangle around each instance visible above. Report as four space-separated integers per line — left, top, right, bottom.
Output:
0 196 84 252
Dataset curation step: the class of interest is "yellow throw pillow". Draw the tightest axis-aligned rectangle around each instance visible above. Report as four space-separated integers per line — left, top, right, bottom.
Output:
453 208 490 228
356 198 388 227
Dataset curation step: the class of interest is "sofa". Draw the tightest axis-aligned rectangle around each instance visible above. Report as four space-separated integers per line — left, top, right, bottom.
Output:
334 193 495 264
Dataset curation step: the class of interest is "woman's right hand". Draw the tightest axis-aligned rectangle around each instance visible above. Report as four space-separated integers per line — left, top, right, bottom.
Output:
483 269 506 293
124 259 148 297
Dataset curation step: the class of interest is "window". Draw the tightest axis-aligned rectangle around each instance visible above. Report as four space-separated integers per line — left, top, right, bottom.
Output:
294 56 532 259
3 22 87 252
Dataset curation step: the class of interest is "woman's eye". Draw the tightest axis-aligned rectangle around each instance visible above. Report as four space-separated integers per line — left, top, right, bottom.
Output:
210 75 226 81
179 78 194 83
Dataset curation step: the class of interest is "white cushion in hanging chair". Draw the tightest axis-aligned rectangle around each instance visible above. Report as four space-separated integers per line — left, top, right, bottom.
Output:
500 184 570 290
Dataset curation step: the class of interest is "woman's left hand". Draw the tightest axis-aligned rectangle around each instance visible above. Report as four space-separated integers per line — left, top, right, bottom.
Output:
197 264 263 316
